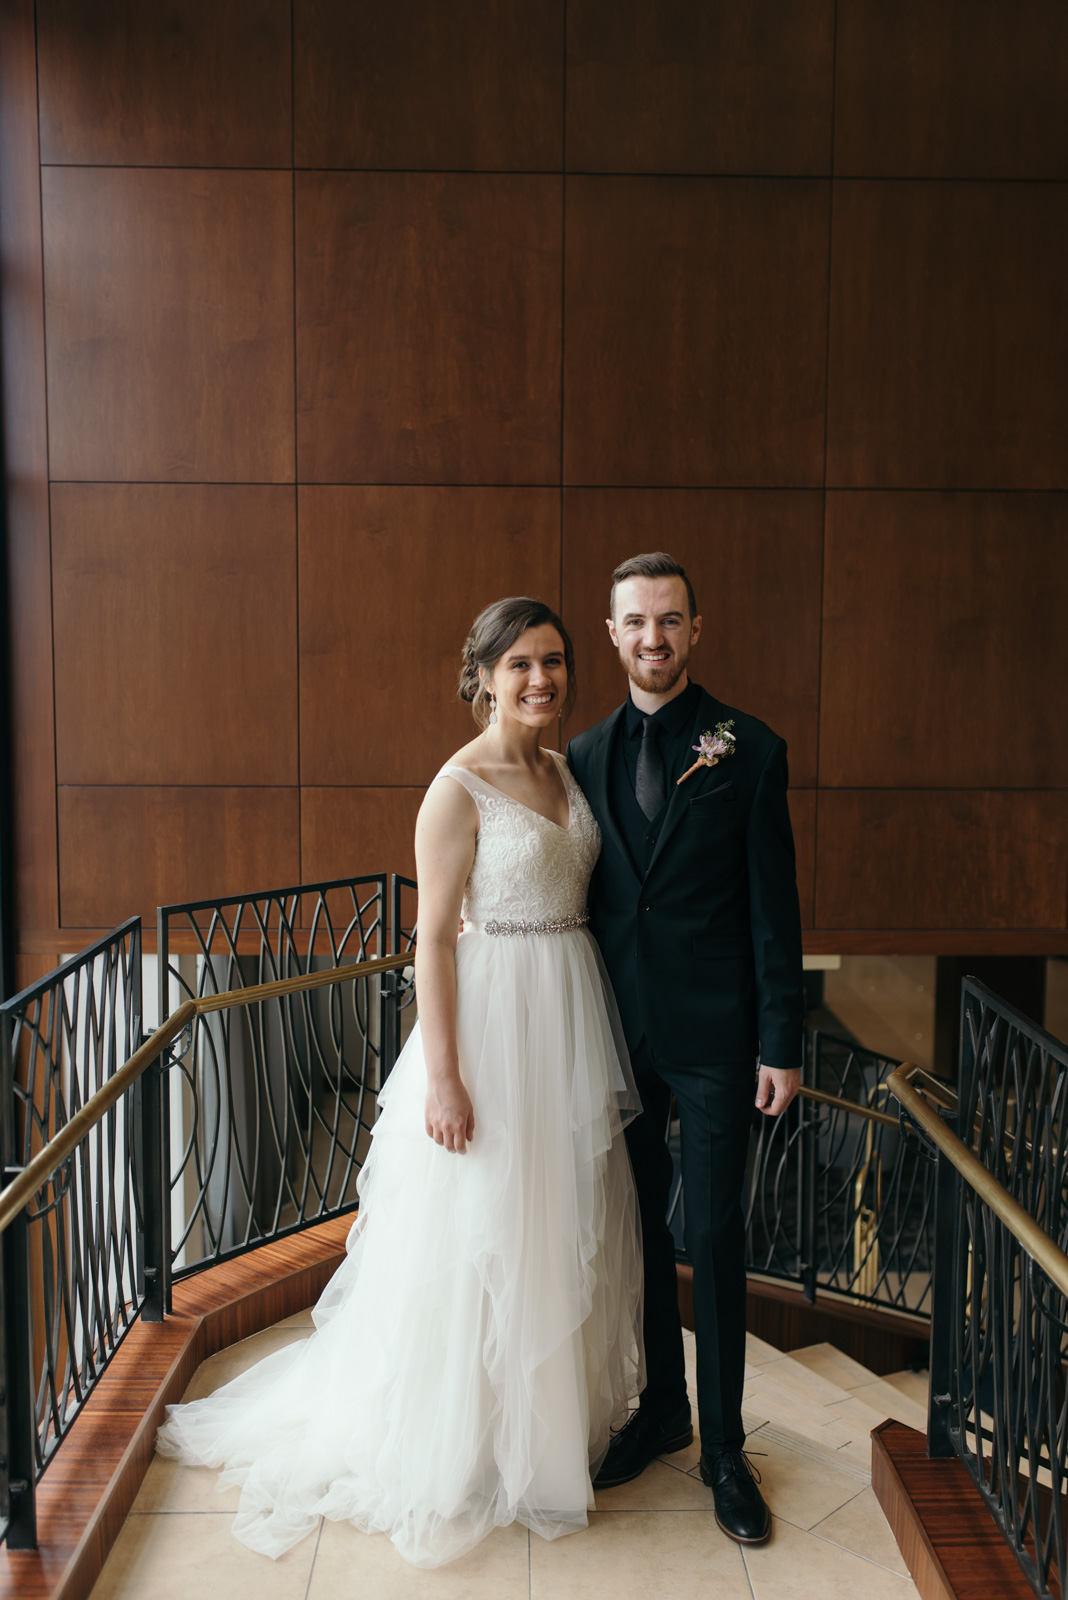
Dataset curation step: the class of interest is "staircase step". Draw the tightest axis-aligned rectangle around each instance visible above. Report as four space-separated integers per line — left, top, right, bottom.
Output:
884 1368 931 1409
787 1341 881 1391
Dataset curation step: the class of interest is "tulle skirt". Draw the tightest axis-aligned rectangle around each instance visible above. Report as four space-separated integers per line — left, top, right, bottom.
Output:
156 926 645 1568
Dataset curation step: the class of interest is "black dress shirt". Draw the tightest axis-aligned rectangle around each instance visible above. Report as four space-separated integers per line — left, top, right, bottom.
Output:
612 679 701 878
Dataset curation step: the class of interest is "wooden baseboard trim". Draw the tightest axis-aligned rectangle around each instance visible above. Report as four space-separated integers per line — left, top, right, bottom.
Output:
871 1420 1035 1600
1 1214 354 1600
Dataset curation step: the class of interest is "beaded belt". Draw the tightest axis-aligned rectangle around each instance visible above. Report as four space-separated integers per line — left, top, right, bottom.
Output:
482 911 590 937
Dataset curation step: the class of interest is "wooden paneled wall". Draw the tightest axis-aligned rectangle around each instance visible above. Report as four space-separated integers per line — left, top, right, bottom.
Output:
2 0 1067 970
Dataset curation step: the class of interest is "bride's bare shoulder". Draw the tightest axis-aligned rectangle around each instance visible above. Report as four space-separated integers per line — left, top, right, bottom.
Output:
440 734 490 780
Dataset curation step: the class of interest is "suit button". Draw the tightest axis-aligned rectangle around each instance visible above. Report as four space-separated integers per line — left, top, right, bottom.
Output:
641 904 651 912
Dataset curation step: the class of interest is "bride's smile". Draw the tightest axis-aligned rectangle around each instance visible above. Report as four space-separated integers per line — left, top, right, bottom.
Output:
486 623 570 729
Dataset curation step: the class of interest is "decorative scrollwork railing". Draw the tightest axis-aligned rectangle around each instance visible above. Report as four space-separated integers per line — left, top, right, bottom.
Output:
892 978 1068 1600
155 876 415 1307
670 1030 936 1319
0 897 414 1550
0 920 143 1547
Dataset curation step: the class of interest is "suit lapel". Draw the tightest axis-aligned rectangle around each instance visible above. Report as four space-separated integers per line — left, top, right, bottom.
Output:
643 690 725 881
585 705 640 884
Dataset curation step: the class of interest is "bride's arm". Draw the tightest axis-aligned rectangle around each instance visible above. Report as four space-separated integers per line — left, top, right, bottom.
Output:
413 777 479 1154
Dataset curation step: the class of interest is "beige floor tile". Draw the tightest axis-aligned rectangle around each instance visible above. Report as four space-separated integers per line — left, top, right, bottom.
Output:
743 1513 919 1599
596 1458 710 1511
847 1379 926 1431
90 1511 317 1600
754 1431 869 1528
131 1453 242 1515
757 1353 853 1406
136 1324 315 1511
307 1515 528 1599
691 1427 865 1530
884 1369 930 1408
273 1306 316 1329
813 1486 912 1578
182 1325 312 1401
742 1371 861 1454
531 1510 751 1599
737 1422 870 1489
787 1342 876 1391
824 1394 896 1436
745 1333 783 1367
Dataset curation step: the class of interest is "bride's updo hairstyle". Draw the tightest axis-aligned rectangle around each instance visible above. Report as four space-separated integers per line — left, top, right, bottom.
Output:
459 597 577 730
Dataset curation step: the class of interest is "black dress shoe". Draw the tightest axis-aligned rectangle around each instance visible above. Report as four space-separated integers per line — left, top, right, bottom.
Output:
699 1448 771 1544
593 1403 694 1489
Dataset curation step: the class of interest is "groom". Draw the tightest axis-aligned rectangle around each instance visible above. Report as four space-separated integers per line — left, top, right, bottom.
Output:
567 551 804 1546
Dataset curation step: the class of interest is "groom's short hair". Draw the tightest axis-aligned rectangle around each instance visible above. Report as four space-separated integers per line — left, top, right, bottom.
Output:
611 553 697 621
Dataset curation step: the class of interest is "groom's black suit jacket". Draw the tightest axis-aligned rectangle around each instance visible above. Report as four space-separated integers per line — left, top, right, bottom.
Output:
567 686 804 1071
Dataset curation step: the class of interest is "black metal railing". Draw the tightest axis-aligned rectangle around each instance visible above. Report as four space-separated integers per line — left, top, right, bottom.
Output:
0 920 143 1548
0 880 416 1549
669 1030 935 1319
155 876 402 1311
895 981 1068 1600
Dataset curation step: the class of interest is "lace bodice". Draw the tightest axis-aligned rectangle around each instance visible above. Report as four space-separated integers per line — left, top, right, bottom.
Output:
436 752 601 929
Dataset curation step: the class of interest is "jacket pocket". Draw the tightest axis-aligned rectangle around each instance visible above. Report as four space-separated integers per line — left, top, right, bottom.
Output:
690 781 736 806
693 934 749 959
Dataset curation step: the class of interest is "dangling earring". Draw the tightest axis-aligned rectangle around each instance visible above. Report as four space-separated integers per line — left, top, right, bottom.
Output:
488 694 498 726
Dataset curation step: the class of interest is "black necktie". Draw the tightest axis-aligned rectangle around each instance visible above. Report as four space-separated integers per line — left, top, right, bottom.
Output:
635 716 666 820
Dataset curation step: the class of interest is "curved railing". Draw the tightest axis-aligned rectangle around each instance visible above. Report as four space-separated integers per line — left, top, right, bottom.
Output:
667 1030 937 1319
0 895 413 1550
890 978 1068 1600
6 896 1064 1596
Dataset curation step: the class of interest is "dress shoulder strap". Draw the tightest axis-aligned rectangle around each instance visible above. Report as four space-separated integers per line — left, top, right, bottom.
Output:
433 765 485 800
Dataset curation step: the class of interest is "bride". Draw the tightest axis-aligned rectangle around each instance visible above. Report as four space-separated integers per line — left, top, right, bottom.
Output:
156 596 645 1568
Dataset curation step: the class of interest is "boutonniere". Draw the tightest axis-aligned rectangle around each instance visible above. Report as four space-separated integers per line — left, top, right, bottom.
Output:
677 720 737 785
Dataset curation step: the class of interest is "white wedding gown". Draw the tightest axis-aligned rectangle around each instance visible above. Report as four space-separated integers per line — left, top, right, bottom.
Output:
156 750 645 1569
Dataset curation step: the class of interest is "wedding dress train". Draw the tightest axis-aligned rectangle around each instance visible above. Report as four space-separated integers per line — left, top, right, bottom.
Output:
156 750 644 1568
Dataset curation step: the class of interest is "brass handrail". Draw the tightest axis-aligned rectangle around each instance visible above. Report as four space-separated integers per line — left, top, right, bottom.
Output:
0 950 414 1236
800 1085 899 1129
888 1061 1068 1302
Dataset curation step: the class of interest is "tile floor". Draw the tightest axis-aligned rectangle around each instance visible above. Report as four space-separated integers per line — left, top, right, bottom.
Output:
92 1315 922 1600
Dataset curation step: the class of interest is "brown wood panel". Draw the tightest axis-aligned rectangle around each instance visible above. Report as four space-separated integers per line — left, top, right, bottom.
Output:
302 788 424 886
13 954 61 1001
820 493 1068 788
561 489 823 785
299 486 559 784
295 0 563 170
296 173 561 484
564 177 829 487
789 791 816 930
802 930 1068 958
42 167 294 483
815 792 1068 932
567 0 834 175
37 0 291 167
52 485 298 787
872 1421 1034 1600
1 0 59 939
58 788 299 928
835 1 1068 180
827 181 1068 490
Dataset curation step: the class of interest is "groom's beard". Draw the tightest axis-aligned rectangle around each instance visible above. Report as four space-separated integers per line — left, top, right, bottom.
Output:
624 652 689 697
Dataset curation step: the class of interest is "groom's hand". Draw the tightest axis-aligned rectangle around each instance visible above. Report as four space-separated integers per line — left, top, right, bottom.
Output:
754 1065 801 1117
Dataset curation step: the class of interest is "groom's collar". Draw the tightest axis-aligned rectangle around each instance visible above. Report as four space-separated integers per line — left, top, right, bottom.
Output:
623 679 700 740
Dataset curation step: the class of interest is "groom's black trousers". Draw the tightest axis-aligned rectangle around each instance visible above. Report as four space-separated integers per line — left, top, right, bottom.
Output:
626 1042 754 1452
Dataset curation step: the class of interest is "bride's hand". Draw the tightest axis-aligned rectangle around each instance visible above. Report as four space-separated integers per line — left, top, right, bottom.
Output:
425 1078 476 1154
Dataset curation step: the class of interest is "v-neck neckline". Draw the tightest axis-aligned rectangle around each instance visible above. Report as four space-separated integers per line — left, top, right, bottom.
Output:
446 757 573 833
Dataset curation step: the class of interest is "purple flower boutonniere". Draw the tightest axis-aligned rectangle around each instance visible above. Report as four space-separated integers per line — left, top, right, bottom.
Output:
677 720 737 786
